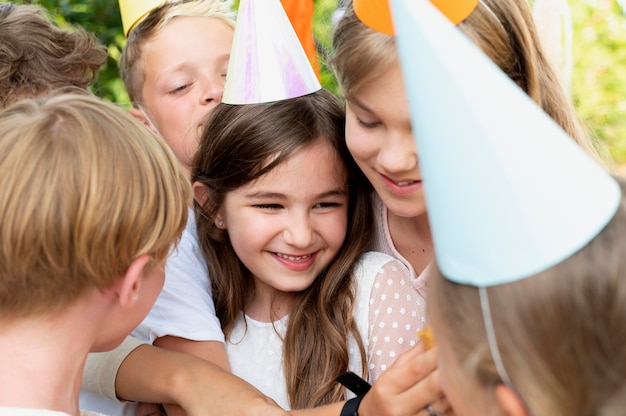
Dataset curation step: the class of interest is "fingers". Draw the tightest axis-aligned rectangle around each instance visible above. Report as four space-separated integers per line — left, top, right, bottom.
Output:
358 346 443 416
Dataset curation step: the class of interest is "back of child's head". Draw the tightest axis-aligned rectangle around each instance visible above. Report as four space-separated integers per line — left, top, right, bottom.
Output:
0 3 107 109
120 0 235 106
0 94 190 322
428 175 626 415
330 0 598 159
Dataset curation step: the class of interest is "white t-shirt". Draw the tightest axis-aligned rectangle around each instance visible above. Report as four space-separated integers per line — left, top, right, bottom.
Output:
226 251 427 410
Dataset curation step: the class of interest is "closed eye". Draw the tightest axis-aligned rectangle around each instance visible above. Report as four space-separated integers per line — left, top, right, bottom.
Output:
313 202 344 209
169 84 190 95
356 116 382 129
253 204 283 210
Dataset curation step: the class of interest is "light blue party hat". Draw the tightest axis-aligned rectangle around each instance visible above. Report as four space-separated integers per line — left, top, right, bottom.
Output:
390 0 620 286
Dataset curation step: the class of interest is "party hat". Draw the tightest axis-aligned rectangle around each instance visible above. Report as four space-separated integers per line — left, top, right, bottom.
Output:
119 0 169 36
222 0 321 104
353 0 478 35
390 0 621 286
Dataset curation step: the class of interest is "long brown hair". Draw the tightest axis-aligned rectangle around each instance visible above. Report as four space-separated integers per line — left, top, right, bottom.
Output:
191 89 373 408
429 176 626 415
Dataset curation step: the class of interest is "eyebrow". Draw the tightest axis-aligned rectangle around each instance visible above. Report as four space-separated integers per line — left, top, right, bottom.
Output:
347 97 374 113
244 188 348 200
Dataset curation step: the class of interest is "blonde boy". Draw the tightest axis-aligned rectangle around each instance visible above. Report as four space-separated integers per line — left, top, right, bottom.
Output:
121 0 235 176
0 94 189 415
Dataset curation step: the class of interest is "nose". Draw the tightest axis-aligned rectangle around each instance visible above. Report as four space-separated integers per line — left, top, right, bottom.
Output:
200 73 225 106
283 212 315 249
377 128 418 173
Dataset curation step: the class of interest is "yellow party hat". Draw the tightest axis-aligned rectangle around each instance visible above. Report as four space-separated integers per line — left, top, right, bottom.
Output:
119 0 168 36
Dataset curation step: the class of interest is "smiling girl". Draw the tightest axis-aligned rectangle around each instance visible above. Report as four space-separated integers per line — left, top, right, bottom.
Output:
191 89 427 410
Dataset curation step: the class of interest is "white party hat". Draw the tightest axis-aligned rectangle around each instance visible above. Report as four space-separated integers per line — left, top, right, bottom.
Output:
222 0 321 104
390 0 620 286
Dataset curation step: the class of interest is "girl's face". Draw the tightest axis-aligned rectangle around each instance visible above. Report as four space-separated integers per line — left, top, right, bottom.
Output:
217 141 349 300
345 60 427 219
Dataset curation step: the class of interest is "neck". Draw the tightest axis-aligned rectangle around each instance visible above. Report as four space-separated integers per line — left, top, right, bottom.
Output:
0 302 102 415
245 284 294 323
387 211 434 274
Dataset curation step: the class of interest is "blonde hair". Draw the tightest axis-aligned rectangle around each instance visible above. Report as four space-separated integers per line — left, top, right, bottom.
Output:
0 94 190 321
120 0 235 105
331 0 607 164
429 176 626 416
0 3 107 108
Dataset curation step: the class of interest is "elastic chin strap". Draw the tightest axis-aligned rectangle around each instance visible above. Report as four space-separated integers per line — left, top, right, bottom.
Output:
137 105 163 137
478 286 513 387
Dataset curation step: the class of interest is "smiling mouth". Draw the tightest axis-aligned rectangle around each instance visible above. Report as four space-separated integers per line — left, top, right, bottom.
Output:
275 252 311 261
396 180 417 186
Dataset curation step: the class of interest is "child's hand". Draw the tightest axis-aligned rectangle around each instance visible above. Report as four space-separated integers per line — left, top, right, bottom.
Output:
358 343 451 416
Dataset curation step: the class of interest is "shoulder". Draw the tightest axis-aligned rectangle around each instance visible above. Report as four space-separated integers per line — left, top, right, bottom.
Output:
354 251 408 278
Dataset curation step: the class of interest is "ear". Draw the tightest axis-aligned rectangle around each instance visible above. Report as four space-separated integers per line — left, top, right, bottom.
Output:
130 107 153 131
117 254 152 309
495 384 527 416
193 181 210 207
193 182 226 229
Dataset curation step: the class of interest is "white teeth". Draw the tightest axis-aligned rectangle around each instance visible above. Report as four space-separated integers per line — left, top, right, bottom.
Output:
397 180 416 186
276 253 310 261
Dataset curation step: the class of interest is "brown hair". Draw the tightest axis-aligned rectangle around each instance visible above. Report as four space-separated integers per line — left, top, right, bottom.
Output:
0 94 190 321
429 175 626 415
119 0 235 106
191 89 373 408
330 0 606 163
0 3 107 108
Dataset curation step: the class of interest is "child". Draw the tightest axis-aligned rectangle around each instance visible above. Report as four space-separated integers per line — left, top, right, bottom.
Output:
428 185 626 415
190 88 426 410
0 93 189 415
81 1 242 414
120 0 235 176
390 0 625 414
0 3 107 108
329 0 608 406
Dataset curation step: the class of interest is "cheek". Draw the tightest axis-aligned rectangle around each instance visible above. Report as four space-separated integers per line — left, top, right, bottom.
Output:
345 122 377 161
322 210 349 249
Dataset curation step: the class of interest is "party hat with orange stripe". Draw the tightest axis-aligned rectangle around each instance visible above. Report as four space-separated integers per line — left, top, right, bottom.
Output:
353 0 478 35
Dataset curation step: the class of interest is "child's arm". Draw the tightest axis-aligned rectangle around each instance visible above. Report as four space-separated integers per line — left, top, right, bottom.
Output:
115 342 287 416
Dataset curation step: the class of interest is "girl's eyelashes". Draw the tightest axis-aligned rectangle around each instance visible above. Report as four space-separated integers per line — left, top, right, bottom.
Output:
355 116 382 129
253 203 283 210
313 202 344 209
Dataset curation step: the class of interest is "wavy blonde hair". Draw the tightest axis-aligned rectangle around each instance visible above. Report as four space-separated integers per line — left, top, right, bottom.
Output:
0 94 190 321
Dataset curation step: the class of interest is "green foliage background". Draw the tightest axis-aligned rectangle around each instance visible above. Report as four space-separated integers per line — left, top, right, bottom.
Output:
12 0 626 166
